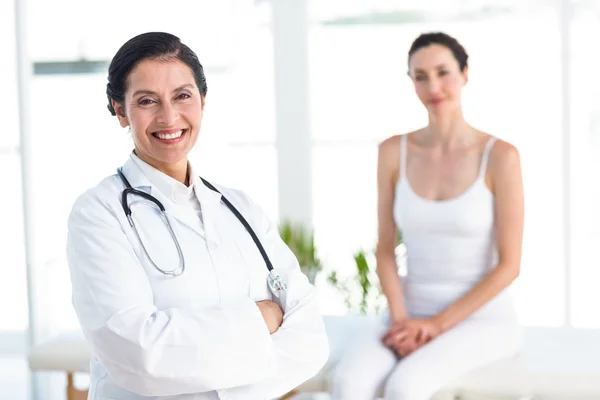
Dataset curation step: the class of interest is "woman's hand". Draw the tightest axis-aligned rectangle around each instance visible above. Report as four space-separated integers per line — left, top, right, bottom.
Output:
256 300 284 334
382 318 442 357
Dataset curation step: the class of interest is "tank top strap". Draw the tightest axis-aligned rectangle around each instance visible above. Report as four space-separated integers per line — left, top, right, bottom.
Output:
478 136 497 179
399 134 408 180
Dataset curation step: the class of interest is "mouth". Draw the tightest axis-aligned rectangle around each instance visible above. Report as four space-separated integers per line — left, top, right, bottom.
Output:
429 98 444 105
151 129 188 143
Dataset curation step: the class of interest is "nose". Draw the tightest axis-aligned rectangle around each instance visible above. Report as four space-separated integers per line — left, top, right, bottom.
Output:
156 102 180 126
427 77 442 94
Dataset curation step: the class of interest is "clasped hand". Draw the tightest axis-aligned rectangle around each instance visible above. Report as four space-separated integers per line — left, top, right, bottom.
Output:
256 300 284 334
382 318 441 357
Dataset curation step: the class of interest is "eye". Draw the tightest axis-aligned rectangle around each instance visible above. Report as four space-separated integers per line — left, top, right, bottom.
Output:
177 92 191 100
438 70 449 76
138 98 155 106
415 75 427 82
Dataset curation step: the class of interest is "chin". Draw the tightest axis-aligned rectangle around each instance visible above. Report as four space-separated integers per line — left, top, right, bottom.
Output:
154 151 189 165
428 103 456 116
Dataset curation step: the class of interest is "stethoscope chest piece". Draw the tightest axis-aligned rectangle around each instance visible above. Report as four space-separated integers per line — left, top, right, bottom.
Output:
267 270 287 298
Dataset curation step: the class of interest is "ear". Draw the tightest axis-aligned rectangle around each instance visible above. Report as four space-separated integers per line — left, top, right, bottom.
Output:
201 95 207 111
112 100 129 128
461 65 469 86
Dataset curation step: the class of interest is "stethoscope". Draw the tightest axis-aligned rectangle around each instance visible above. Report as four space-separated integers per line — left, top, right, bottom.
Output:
116 167 287 297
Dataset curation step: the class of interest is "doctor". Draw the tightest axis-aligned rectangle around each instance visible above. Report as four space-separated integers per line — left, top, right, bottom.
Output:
66 31 329 400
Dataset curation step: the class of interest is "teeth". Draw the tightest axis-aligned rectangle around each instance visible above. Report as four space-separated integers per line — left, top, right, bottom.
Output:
156 130 183 140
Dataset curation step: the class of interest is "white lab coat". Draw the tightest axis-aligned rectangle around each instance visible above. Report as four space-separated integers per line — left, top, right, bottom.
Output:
66 157 329 400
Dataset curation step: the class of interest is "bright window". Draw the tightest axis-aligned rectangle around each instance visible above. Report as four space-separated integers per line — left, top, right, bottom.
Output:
568 1 600 329
0 154 28 332
0 0 28 333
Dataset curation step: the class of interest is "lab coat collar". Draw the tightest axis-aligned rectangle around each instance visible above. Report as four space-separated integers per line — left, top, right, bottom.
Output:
192 173 230 238
120 155 153 191
119 155 224 237
130 152 197 204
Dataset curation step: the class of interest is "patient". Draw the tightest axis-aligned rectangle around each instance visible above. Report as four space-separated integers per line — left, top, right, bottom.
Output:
331 32 524 400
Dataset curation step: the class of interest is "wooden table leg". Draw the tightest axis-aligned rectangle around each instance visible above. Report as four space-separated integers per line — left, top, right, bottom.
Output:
67 373 76 400
67 372 89 400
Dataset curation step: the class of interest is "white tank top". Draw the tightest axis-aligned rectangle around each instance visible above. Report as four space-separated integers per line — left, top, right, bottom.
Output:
393 135 517 320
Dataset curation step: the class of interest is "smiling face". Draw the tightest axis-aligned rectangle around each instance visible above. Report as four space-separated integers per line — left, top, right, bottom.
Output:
112 58 205 174
408 44 468 116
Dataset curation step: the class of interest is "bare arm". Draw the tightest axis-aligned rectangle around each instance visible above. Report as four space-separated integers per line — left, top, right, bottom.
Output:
432 140 524 332
375 136 408 324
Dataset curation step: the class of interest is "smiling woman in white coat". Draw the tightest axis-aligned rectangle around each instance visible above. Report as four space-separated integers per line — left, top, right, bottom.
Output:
66 32 329 400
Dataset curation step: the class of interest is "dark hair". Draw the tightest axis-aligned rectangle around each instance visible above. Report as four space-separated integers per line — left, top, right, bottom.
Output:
408 32 469 72
106 32 208 116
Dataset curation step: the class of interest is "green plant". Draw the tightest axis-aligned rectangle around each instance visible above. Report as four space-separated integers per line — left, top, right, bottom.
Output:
328 231 405 315
327 249 387 315
278 219 322 284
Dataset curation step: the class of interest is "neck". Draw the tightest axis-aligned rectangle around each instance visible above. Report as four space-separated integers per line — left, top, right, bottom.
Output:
424 108 474 148
135 151 189 185
160 161 190 186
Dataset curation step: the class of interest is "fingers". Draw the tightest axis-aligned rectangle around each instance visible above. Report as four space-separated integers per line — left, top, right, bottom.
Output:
381 329 396 344
382 320 409 342
382 319 433 355
394 340 416 357
382 325 400 340
416 327 426 343
394 331 430 357
413 327 436 351
384 330 410 347
389 323 441 357
382 332 397 347
255 300 283 334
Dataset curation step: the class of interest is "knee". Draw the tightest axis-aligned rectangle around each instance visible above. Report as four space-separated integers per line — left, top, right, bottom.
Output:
383 386 425 400
383 384 430 400
331 361 382 400
383 370 431 400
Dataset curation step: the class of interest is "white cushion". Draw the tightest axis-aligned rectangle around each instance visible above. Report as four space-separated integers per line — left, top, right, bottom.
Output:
28 332 91 373
449 358 600 399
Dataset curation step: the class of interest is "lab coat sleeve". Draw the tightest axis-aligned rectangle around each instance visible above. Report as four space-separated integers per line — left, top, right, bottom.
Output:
217 195 330 400
66 190 278 396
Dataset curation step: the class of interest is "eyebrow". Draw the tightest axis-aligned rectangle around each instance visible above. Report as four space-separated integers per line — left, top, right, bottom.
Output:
132 84 196 97
414 64 447 73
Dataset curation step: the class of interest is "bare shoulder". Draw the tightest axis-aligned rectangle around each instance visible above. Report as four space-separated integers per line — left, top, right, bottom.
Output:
376 134 400 170
488 137 521 173
378 134 401 153
378 130 420 161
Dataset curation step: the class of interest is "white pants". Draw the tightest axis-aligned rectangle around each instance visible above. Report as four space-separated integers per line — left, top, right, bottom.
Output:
331 315 521 400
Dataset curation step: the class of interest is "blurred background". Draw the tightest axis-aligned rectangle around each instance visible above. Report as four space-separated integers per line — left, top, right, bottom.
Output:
2 0 600 399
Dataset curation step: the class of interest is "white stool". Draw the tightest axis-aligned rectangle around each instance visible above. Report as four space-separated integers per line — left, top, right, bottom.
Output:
27 333 91 400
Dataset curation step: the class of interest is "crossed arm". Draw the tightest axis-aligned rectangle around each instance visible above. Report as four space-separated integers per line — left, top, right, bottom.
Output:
67 190 328 398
